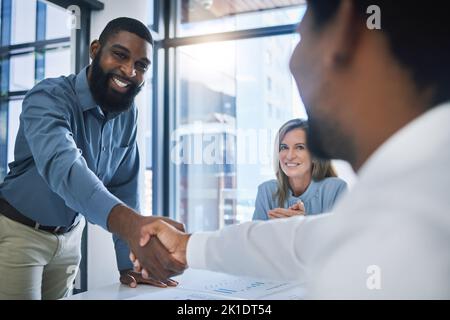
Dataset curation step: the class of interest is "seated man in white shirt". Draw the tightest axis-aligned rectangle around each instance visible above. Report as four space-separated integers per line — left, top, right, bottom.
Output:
133 0 450 299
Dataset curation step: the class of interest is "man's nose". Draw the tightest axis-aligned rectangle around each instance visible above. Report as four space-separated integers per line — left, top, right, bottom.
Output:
121 62 136 78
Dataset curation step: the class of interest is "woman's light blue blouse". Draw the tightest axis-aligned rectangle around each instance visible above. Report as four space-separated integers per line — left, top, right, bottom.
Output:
252 177 348 220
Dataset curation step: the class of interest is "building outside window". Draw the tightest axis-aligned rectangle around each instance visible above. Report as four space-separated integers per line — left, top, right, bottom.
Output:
166 0 307 232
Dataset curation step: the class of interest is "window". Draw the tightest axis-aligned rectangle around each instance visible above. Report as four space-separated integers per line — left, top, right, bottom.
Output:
170 5 307 231
45 1 71 40
143 69 154 215
6 99 21 163
0 0 71 181
11 0 37 45
267 77 272 91
9 53 36 91
152 1 355 232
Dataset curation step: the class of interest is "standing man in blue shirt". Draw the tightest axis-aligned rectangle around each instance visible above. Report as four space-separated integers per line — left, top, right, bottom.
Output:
0 17 184 299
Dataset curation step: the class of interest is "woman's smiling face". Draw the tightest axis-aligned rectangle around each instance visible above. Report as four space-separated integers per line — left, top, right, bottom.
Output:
279 128 312 178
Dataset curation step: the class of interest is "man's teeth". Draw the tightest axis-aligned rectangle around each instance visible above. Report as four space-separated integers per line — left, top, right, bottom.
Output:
113 77 129 88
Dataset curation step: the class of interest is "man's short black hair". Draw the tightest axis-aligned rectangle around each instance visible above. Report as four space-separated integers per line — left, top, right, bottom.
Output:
99 17 154 47
306 0 450 107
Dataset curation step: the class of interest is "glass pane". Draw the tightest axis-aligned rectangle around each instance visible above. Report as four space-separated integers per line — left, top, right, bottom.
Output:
0 0 2 31
7 99 22 164
173 34 305 232
45 1 71 40
11 0 36 45
9 52 35 91
0 102 7 181
177 0 306 37
144 75 153 216
45 47 71 78
148 0 154 28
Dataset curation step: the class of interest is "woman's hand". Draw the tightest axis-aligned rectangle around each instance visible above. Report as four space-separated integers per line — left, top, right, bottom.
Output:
268 201 305 219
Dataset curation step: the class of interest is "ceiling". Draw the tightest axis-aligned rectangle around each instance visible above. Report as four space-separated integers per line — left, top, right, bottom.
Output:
181 0 305 23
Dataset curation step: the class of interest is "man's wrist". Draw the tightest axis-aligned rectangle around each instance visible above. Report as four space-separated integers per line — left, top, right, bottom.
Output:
119 268 133 276
107 204 142 242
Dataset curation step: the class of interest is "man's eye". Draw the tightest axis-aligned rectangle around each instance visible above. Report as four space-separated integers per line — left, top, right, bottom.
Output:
136 62 148 71
113 51 126 59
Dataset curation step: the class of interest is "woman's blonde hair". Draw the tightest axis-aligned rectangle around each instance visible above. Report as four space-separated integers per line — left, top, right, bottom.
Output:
273 119 337 207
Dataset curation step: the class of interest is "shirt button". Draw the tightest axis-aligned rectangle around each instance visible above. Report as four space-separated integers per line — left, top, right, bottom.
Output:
102 147 106 152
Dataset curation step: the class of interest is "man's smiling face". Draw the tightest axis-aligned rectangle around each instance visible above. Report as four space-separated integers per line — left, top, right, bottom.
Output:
88 30 152 113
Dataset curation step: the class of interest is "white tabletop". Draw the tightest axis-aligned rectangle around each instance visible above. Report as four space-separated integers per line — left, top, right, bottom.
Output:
67 269 306 300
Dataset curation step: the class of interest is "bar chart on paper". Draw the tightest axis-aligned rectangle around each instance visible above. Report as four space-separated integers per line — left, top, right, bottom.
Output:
177 269 305 299
212 280 267 295
127 270 306 300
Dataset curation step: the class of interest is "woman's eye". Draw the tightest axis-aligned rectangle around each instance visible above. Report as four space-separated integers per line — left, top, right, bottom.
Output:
279 145 287 151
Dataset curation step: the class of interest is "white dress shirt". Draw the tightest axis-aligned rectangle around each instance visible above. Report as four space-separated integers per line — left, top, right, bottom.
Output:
187 102 450 299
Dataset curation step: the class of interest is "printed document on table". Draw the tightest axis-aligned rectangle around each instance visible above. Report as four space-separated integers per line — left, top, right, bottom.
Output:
177 270 304 299
126 288 244 300
125 270 306 300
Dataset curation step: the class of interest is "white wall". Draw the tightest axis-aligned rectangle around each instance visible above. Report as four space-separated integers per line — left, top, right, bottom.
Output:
87 0 151 290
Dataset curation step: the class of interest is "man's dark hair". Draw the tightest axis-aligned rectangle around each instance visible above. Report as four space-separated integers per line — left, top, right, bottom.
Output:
306 0 450 107
99 17 153 46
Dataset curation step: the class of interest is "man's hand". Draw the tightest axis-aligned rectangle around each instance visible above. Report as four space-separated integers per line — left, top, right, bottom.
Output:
268 201 305 219
107 204 187 283
130 235 186 281
130 220 191 277
119 269 178 288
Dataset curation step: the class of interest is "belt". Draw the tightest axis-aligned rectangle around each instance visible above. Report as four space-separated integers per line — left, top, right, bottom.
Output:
0 198 79 235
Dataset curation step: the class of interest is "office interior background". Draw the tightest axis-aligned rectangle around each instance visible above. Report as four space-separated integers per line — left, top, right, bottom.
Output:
0 0 356 292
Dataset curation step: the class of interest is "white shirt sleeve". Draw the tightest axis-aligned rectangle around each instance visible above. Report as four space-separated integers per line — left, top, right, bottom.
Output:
186 214 330 282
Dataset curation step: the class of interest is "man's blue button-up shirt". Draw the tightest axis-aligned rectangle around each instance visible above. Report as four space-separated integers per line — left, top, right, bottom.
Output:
0 66 140 271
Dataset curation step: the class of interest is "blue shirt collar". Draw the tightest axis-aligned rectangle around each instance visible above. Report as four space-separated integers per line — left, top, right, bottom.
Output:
75 66 98 112
75 65 126 120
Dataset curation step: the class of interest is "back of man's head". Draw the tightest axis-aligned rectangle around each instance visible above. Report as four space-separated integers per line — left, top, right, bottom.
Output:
306 0 450 107
99 17 153 47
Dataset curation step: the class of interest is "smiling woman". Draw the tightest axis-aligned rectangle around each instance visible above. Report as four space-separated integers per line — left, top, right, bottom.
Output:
252 118 348 220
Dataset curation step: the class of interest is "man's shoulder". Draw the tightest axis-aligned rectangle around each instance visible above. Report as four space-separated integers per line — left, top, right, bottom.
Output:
21 74 79 116
26 74 77 98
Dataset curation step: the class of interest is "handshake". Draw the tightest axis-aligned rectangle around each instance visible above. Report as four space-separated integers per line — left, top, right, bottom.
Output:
118 214 192 289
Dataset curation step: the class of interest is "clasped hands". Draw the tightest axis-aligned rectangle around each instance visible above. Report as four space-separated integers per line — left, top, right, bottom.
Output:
120 201 305 288
268 200 305 219
120 216 191 288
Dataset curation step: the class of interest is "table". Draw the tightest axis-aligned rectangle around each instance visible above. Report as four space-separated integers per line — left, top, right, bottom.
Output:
67 269 306 300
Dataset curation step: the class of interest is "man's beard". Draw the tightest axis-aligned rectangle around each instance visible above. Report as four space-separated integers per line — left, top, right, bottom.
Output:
306 108 356 165
89 53 142 113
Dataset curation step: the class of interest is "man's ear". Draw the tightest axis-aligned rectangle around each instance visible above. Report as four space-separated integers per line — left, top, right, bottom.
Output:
90 40 101 60
325 0 362 70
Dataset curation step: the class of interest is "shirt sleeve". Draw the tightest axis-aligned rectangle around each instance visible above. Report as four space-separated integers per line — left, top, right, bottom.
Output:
252 184 271 221
187 214 330 281
21 86 122 230
106 124 140 272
